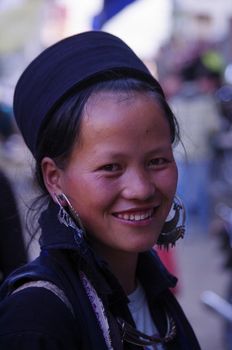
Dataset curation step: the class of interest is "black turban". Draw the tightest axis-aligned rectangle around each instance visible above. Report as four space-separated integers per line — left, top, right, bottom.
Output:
13 31 164 156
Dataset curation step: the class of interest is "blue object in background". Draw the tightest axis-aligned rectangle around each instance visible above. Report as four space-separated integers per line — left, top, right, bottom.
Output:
92 0 137 30
0 103 14 140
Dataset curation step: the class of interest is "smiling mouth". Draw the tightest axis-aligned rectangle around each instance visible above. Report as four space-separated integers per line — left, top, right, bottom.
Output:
113 209 154 222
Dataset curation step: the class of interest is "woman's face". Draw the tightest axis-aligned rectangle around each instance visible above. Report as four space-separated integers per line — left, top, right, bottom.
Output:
58 91 178 258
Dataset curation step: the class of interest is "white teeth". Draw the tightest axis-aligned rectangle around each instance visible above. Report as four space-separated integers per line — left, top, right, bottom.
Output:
116 210 153 221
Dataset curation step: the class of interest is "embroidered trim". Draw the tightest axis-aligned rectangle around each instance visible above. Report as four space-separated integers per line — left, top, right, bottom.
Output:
80 271 113 350
12 280 74 316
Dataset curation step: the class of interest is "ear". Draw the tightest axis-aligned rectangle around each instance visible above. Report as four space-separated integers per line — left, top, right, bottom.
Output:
41 157 62 202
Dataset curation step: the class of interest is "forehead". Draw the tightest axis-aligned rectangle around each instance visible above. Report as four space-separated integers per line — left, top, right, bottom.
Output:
76 90 171 148
83 90 165 127
86 89 158 110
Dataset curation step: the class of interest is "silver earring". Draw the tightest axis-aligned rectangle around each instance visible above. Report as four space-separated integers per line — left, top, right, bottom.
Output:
157 196 186 250
55 193 85 240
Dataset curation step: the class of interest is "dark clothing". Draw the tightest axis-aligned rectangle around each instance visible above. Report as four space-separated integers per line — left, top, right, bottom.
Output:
0 202 201 349
0 170 27 283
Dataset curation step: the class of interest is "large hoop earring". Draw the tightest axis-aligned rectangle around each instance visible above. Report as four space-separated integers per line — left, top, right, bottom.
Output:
55 193 85 240
157 196 186 250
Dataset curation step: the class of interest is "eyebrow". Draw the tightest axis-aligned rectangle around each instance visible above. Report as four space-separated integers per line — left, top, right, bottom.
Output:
98 145 172 158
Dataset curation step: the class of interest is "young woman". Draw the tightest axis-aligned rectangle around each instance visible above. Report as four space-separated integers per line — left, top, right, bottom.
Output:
0 31 201 349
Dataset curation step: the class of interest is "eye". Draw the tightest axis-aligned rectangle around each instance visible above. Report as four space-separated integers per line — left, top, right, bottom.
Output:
100 163 122 172
148 158 169 168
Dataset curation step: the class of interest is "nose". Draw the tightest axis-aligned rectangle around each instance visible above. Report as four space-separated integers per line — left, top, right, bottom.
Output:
122 169 155 201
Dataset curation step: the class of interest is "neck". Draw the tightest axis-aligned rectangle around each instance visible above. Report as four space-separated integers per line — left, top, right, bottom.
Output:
91 243 138 294
107 253 138 294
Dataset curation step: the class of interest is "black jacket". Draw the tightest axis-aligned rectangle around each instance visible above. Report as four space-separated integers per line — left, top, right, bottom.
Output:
0 202 201 349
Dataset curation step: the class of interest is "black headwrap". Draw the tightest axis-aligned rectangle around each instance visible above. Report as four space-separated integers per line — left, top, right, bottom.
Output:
13 30 164 156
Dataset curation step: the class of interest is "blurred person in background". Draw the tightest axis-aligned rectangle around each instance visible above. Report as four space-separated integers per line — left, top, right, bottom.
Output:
0 168 27 285
167 51 223 235
0 31 201 349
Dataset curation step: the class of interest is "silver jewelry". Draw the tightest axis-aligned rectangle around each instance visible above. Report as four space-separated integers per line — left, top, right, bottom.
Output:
157 196 186 250
117 311 176 346
55 193 85 240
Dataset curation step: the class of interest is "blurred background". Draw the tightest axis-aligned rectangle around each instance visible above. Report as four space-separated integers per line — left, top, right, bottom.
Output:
1 0 232 349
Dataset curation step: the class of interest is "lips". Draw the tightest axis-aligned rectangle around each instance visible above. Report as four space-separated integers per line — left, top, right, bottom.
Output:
113 208 154 222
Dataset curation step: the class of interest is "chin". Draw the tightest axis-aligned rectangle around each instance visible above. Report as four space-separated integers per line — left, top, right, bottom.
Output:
126 236 159 253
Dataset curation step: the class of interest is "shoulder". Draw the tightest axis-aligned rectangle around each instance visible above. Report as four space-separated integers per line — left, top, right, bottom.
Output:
0 286 80 349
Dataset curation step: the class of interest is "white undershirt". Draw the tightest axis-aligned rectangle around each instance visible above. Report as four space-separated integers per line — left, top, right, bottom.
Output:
128 283 165 350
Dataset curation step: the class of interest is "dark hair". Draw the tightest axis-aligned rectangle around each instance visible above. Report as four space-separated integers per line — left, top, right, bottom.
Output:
28 74 179 237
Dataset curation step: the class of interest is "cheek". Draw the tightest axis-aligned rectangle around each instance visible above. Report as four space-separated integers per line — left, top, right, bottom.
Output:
160 166 178 187
66 174 117 213
73 182 117 235
156 166 178 198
